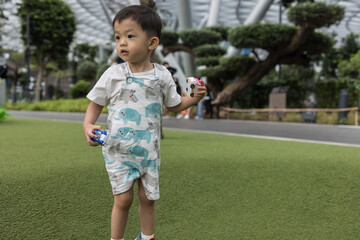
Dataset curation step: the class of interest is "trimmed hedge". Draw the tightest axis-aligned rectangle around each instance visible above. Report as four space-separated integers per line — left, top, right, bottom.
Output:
180 29 221 48
287 2 344 28
5 98 100 112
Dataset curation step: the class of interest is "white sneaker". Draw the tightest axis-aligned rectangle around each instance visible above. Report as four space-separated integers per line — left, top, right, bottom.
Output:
184 114 190 119
176 114 183 119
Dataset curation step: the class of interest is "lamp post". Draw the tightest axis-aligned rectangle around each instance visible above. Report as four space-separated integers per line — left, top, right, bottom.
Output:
25 15 31 101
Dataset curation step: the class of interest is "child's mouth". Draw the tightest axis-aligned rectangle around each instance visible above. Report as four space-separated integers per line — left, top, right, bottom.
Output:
121 50 129 55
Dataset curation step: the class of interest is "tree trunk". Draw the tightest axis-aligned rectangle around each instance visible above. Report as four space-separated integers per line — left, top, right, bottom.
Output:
212 24 315 106
212 54 280 105
35 57 46 102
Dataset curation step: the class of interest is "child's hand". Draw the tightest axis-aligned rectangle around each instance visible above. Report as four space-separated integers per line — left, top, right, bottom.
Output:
83 123 103 146
195 80 207 101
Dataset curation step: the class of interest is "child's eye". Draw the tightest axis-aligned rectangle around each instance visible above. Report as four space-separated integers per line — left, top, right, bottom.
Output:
115 36 120 40
128 35 134 39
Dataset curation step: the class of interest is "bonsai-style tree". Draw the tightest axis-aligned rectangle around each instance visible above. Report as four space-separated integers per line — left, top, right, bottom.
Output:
160 2 344 106
17 0 76 102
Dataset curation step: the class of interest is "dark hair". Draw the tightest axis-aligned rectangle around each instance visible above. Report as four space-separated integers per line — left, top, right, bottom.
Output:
112 5 162 40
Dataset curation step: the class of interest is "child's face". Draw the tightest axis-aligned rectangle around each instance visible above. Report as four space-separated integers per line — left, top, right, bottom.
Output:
114 18 155 67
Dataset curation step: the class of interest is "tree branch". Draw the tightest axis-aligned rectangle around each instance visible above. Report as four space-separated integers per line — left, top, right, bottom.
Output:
251 49 261 62
161 44 194 56
283 24 315 55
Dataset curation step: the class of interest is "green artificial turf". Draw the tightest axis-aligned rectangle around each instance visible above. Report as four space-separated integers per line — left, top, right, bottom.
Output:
1 118 360 239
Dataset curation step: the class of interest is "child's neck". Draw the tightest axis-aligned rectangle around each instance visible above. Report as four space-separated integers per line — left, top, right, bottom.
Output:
128 61 154 73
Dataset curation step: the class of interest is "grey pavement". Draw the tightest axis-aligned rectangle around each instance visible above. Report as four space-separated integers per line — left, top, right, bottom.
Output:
8 110 360 147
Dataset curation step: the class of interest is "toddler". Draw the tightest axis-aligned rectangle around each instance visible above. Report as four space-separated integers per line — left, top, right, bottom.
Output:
83 5 206 240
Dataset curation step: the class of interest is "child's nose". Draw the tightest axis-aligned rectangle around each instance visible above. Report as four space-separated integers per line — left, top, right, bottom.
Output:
119 39 126 46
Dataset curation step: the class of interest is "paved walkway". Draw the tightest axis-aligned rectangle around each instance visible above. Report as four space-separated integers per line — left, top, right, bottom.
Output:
8 110 360 148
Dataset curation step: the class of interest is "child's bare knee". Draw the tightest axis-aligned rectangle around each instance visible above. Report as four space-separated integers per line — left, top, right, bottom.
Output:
114 190 134 210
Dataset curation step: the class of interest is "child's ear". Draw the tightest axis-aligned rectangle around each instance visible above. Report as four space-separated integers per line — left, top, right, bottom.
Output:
148 37 160 51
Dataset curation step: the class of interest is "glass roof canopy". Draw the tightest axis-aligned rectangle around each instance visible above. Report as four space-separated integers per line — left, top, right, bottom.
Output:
1 0 360 53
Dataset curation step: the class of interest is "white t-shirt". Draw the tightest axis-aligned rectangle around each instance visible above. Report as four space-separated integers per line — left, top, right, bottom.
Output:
87 62 181 108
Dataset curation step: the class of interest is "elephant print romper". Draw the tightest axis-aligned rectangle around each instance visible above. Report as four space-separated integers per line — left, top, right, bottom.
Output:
87 62 181 200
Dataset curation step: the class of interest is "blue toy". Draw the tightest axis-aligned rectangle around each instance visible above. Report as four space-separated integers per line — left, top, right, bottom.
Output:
91 129 108 145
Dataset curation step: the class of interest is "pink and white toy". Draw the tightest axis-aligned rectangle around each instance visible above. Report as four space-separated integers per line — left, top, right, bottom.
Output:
185 77 204 97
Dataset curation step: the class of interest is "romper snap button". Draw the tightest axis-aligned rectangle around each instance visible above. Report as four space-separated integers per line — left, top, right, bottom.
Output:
127 78 132 83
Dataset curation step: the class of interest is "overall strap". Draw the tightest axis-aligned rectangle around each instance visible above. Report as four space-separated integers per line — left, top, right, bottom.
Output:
119 62 131 78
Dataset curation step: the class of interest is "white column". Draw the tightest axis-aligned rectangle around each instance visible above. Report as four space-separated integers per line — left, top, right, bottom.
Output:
225 0 274 57
177 0 195 77
206 0 221 27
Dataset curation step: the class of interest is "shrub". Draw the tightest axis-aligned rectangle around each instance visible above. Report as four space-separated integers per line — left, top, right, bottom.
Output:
315 112 338 124
76 60 98 81
287 2 344 28
193 44 226 58
5 98 108 113
195 56 220 66
70 80 92 99
228 23 297 52
160 31 179 46
203 25 230 41
180 30 221 48
284 113 303 123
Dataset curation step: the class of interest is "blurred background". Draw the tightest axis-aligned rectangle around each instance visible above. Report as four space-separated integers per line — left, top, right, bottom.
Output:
1 0 359 124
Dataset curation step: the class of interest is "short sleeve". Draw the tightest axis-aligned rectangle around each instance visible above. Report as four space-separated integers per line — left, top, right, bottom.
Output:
162 69 181 108
87 68 110 106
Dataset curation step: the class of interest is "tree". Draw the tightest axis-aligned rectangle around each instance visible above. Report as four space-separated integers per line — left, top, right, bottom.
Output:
76 60 98 82
160 2 344 106
315 33 360 108
338 51 360 107
74 43 98 63
17 0 76 102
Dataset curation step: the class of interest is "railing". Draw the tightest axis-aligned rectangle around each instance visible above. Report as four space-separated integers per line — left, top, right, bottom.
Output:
221 107 359 126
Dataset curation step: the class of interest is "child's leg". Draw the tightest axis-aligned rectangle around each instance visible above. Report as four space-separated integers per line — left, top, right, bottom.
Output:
138 180 156 236
111 187 134 239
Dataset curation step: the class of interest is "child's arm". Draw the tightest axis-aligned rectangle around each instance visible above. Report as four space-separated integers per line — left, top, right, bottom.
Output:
167 84 207 113
83 101 104 146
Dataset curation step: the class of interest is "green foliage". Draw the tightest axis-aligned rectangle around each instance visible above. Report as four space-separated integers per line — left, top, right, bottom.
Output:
96 63 110 81
315 112 338 125
0 107 11 122
160 30 179 46
180 29 221 48
228 23 297 51
5 98 108 113
196 65 226 79
338 33 360 61
316 43 360 108
235 65 314 109
193 44 226 58
314 77 359 108
219 56 256 74
195 56 220 66
203 25 230 41
338 51 360 79
75 43 98 62
198 56 257 80
287 2 344 28
17 0 76 66
319 33 360 79
76 60 98 82
303 32 334 55
70 80 92 99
